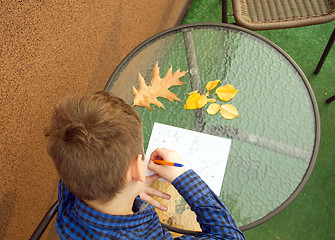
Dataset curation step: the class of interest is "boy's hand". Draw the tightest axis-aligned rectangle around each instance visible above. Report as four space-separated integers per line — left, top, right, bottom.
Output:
139 174 170 211
148 148 187 183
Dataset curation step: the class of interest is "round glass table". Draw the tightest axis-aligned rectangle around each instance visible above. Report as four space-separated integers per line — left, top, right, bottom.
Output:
105 23 320 233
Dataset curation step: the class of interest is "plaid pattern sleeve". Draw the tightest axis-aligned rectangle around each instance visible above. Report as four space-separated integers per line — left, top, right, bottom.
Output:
172 170 245 240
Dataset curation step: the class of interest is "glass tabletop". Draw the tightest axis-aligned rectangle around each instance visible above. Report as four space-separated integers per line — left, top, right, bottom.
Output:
105 23 320 232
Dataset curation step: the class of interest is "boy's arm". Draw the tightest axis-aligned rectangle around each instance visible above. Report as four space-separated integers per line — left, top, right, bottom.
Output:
148 148 245 239
172 170 244 239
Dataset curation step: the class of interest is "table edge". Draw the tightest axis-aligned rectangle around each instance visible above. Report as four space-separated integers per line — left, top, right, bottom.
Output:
104 22 321 233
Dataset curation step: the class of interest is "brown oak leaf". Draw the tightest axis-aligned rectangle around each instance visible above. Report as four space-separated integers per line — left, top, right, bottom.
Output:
132 62 187 110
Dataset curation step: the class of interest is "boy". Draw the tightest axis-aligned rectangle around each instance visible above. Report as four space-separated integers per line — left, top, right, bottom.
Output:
45 91 245 239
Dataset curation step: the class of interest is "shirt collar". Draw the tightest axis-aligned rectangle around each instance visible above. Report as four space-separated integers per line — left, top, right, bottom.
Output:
72 196 157 230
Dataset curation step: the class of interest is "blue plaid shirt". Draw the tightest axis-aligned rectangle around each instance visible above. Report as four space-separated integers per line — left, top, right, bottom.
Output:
56 170 245 239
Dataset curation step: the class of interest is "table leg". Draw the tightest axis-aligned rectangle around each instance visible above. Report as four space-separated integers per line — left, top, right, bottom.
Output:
183 30 206 132
314 27 335 75
222 0 228 23
326 94 335 104
205 125 311 162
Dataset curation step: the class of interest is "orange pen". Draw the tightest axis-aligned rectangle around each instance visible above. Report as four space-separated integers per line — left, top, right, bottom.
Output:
152 159 184 167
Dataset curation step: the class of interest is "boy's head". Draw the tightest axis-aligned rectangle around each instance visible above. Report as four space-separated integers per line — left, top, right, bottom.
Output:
45 91 143 202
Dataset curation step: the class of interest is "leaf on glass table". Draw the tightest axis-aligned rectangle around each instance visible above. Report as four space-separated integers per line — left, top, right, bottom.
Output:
206 103 221 115
220 104 239 119
184 91 206 109
215 84 239 101
207 103 239 120
132 62 187 110
184 91 216 110
206 80 221 91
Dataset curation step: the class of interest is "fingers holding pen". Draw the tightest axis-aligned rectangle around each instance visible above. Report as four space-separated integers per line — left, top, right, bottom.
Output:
148 148 186 183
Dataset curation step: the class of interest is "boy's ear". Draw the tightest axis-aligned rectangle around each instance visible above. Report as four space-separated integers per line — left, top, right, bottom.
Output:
129 154 146 182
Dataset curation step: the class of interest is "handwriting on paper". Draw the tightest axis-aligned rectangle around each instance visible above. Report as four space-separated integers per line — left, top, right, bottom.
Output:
145 122 232 195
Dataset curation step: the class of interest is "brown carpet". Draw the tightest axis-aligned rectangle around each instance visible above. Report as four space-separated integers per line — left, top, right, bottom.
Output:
0 1 191 239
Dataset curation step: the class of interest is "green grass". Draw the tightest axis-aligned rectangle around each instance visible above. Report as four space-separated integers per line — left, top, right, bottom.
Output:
183 0 335 239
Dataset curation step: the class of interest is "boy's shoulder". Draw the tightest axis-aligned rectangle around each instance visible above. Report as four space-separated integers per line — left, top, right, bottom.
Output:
57 181 171 239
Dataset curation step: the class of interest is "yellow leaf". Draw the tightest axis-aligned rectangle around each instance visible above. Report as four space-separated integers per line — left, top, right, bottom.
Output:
198 94 208 108
207 98 216 103
184 91 208 109
133 62 187 110
220 104 239 119
215 84 239 101
206 80 221 91
184 92 202 109
207 103 221 115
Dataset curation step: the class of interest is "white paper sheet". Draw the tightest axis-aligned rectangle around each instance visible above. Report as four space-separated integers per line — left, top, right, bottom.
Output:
145 122 232 196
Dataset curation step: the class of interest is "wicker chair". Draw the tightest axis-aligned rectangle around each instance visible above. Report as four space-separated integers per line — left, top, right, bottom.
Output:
231 0 335 30
221 0 335 102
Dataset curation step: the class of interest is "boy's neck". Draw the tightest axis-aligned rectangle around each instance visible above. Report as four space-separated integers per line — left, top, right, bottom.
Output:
84 182 142 215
